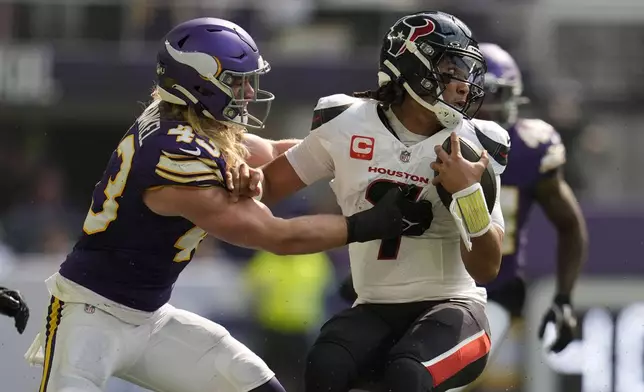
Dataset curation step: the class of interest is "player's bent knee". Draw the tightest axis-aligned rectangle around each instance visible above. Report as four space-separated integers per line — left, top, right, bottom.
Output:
305 342 357 392
306 342 355 373
384 357 434 392
51 374 106 392
207 332 276 392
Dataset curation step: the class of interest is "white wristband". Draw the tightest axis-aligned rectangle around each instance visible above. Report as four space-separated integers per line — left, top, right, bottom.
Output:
449 183 492 252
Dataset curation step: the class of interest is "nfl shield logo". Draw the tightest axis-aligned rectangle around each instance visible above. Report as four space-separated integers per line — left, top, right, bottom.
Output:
400 150 411 163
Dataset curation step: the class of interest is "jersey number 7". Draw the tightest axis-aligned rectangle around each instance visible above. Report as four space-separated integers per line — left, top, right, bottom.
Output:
365 179 423 260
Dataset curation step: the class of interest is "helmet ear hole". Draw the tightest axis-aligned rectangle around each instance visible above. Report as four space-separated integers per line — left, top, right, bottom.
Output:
177 35 190 48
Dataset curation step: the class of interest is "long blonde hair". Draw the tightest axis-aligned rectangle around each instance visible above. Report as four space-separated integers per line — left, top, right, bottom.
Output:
150 86 249 168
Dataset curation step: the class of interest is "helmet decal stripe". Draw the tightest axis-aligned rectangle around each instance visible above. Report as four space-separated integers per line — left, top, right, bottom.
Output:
165 41 219 80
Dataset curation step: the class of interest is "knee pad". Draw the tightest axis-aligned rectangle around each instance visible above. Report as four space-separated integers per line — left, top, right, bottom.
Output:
305 342 357 392
384 357 434 392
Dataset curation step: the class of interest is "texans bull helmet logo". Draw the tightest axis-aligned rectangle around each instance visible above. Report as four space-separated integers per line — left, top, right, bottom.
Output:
386 16 436 57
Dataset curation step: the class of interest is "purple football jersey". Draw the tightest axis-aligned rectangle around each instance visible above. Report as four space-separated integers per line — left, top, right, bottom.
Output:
60 102 227 311
484 118 566 291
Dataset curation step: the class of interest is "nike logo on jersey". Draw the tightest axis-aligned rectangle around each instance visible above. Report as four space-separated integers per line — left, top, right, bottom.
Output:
179 147 201 156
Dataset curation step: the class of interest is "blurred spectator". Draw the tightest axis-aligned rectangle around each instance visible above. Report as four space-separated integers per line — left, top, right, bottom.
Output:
0 131 34 215
0 226 17 279
244 249 334 391
545 79 588 193
242 198 335 391
1 165 83 254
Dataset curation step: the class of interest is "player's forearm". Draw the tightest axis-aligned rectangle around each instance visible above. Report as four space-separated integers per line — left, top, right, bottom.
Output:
263 215 348 255
555 218 588 296
258 176 287 206
251 138 302 203
259 155 308 206
258 186 414 254
270 139 301 156
461 225 503 284
243 135 301 168
534 174 588 298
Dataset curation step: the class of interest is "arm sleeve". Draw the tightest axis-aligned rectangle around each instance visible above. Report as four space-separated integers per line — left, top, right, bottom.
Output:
284 131 334 185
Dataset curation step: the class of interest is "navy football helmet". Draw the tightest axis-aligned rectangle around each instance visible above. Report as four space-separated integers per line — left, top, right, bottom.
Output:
378 11 486 128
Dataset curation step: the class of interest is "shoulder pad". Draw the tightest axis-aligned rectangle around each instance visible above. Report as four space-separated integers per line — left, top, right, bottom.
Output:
311 94 360 130
515 119 566 173
164 124 225 162
515 118 562 148
470 119 511 169
145 123 227 187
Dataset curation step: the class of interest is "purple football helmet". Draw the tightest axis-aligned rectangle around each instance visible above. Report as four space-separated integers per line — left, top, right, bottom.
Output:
478 43 527 128
156 18 274 128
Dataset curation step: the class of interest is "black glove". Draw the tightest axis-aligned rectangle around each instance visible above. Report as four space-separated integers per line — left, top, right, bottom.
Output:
397 184 434 236
346 186 433 244
0 286 30 334
537 294 577 353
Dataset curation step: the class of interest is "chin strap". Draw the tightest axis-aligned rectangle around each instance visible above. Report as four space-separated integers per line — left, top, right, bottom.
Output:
380 59 463 129
449 183 492 251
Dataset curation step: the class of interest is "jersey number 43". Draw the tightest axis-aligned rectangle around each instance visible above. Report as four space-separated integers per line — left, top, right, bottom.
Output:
81 131 206 263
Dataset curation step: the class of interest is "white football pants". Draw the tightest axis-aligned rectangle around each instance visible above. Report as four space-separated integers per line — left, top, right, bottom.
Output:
26 297 274 392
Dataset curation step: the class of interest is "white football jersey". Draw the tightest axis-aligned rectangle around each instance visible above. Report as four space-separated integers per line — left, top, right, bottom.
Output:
286 94 510 305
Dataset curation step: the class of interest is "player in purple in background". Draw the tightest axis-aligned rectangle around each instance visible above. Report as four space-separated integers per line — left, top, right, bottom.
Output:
471 42 589 379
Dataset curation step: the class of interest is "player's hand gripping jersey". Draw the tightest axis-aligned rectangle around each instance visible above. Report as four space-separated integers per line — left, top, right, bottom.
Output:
59 102 226 312
286 94 510 304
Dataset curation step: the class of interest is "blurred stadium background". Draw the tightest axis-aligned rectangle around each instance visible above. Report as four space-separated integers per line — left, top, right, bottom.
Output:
1 0 644 391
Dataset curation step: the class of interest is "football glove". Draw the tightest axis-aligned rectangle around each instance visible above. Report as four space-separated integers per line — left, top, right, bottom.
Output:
346 186 433 244
0 286 30 334
538 294 577 353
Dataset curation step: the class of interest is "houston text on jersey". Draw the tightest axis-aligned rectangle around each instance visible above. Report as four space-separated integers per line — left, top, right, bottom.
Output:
368 166 430 184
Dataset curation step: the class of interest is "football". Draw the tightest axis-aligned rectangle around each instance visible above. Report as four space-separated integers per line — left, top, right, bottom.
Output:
434 135 497 213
